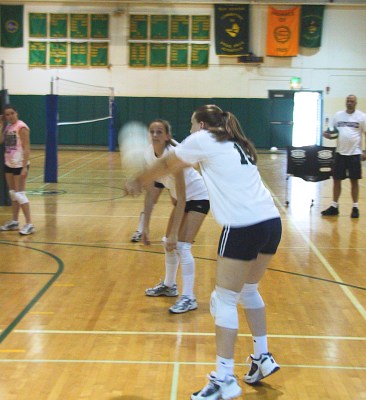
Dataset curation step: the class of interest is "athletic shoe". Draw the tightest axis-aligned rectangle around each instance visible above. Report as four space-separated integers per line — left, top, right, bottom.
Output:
169 296 198 314
131 231 142 242
145 281 178 297
191 371 242 400
0 220 19 231
321 206 339 216
351 207 359 218
243 352 280 384
19 224 35 236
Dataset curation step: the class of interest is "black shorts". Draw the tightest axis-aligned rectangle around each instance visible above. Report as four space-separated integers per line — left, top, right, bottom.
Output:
4 165 29 175
154 181 165 189
185 199 210 215
333 153 362 180
218 217 282 261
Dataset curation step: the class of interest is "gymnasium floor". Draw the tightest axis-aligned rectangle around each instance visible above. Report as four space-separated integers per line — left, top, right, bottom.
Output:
0 148 365 400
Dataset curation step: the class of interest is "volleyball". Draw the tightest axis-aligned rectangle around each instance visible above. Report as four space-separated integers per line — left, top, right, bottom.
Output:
118 121 149 175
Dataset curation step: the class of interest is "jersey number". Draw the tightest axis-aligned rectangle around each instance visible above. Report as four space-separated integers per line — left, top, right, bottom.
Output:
234 143 254 165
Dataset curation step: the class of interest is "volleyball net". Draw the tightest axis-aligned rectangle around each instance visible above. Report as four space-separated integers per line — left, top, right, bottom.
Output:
45 77 116 183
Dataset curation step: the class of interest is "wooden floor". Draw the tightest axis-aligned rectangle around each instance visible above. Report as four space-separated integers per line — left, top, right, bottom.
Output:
0 148 365 400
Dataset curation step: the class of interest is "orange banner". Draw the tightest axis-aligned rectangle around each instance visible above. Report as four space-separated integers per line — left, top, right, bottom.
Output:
266 6 300 57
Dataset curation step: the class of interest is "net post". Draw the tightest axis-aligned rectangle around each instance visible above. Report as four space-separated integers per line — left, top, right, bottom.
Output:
44 94 58 183
108 95 117 151
0 88 11 206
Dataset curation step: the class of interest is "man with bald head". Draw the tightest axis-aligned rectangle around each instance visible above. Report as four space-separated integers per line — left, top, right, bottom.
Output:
322 95 366 218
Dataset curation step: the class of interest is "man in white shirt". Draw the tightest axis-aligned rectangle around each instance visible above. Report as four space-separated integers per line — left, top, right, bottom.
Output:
321 95 366 218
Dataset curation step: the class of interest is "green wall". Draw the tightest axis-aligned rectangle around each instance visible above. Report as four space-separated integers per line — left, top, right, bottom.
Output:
10 95 272 149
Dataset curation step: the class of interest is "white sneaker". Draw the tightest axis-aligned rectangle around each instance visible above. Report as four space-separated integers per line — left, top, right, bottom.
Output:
191 372 242 400
0 220 19 231
130 231 142 242
169 296 198 314
243 352 280 384
19 224 35 236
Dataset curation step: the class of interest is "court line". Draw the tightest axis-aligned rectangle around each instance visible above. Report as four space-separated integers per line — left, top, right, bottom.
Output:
12 330 366 341
0 243 64 343
0 359 364 371
267 184 366 320
171 363 179 400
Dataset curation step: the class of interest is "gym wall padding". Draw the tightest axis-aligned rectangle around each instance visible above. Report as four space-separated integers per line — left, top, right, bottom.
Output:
10 95 271 148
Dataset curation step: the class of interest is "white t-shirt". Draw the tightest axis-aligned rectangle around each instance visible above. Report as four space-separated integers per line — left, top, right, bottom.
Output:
144 144 208 201
333 110 366 155
175 130 280 227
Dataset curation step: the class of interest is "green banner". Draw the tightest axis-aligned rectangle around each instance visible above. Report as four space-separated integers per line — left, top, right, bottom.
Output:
170 15 189 40
90 42 108 67
49 42 67 67
70 14 88 39
150 43 168 67
50 14 68 38
191 44 209 68
29 13 47 38
71 42 88 67
214 4 249 56
91 14 109 39
29 41 47 67
129 42 147 67
300 5 324 48
130 15 148 39
170 43 188 67
192 15 210 40
151 15 169 40
0 5 23 48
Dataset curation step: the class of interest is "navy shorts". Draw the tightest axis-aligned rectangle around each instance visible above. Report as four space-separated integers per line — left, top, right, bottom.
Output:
154 181 165 189
185 199 210 215
332 153 361 180
4 165 29 175
218 217 282 261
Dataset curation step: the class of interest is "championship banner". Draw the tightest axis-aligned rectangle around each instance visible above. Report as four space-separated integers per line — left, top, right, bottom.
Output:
0 5 23 47
266 6 300 57
300 5 324 48
214 4 249 56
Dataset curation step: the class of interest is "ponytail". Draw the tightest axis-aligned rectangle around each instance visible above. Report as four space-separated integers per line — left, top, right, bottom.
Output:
194 105 257 164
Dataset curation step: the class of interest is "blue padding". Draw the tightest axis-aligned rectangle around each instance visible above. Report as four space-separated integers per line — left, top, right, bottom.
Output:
44 94 58 183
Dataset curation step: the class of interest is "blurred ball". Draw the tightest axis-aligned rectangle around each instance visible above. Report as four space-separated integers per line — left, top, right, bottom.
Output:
118 121 149 175
270 146 278 152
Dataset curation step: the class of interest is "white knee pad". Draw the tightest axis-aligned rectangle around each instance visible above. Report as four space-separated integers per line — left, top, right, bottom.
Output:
9 190 17 201
239 283 264 309
210 286 240 329
15 191 29 205
176 241 194 276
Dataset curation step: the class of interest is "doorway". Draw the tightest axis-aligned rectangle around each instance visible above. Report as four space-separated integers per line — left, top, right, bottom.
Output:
269 90 323 148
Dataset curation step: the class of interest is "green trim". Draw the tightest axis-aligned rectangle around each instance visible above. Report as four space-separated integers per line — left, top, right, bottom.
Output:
0 242 64 343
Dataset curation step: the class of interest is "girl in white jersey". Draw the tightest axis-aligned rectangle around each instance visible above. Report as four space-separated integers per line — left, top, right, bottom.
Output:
127 106 282 400
142 119 210 314
0 105 34 235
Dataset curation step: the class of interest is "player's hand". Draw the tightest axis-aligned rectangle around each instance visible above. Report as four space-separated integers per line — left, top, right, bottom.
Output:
165 234 177 252
125 178 142 196
362 152 366 162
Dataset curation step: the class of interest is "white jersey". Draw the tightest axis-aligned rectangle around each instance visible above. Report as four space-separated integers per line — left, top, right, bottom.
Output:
333 110 366 155
144 144 208 201
175 130 280 227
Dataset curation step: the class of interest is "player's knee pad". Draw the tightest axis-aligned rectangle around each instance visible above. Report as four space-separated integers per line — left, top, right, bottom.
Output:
176 242 193 263
176 241 194 275
210 286 240 329
15 191 29 205
238 283 264 309
9 190 17 201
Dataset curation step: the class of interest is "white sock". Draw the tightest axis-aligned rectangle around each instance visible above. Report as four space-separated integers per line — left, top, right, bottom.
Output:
331 201 338 208
353 203 359 208
164 249 179 287
137 212 144 232
253 335 268 358
216 355 234 380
